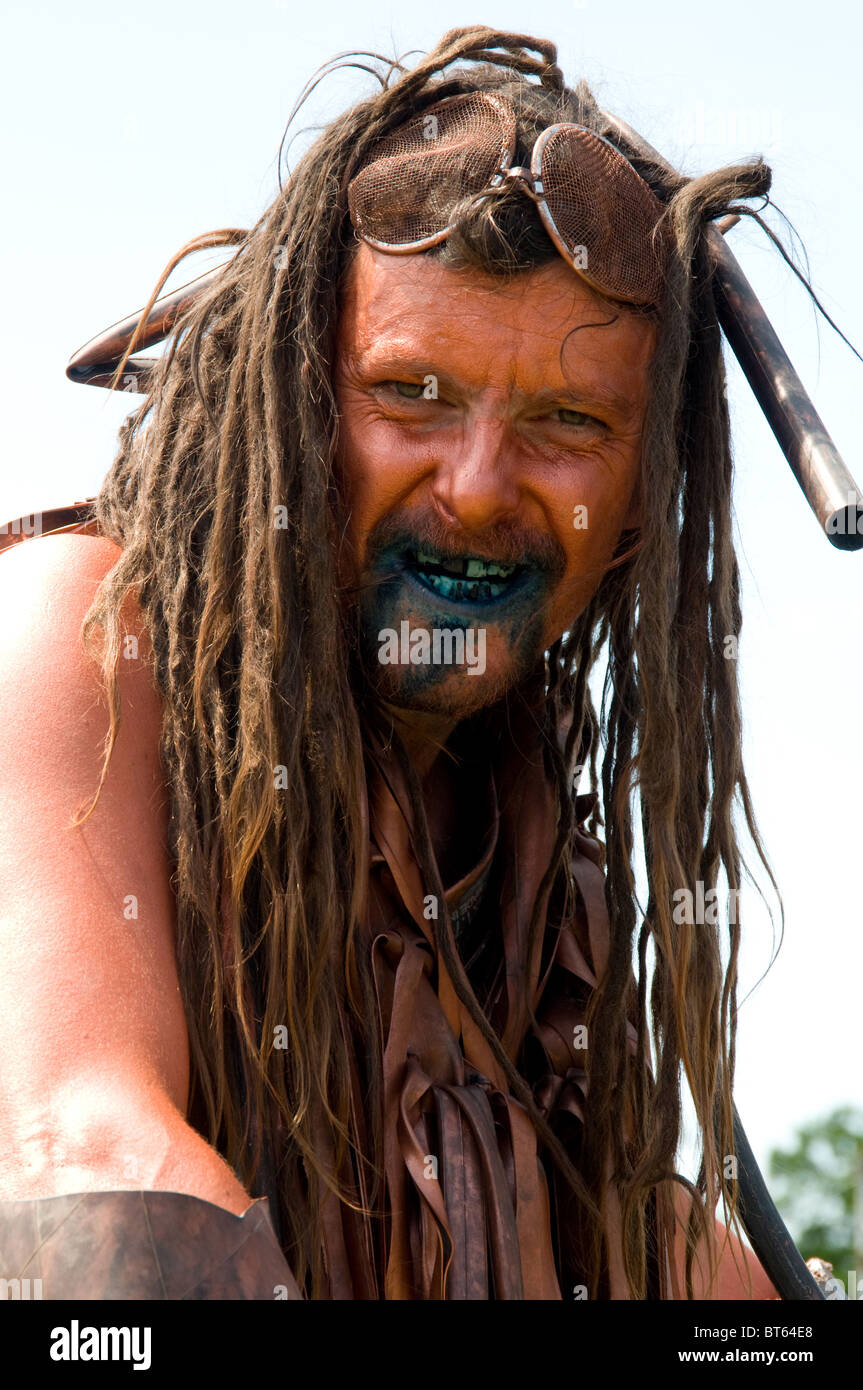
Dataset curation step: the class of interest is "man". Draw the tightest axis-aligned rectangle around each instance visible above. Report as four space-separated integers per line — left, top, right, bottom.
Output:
0 26 778 1299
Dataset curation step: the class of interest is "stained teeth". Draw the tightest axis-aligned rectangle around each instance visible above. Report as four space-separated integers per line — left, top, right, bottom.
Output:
419 571 512 602
415 550 516 580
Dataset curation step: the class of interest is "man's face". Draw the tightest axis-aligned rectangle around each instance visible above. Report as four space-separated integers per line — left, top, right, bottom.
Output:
334 244 656 718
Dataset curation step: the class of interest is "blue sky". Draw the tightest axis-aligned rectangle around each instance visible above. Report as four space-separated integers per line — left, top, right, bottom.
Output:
3 0 861 1206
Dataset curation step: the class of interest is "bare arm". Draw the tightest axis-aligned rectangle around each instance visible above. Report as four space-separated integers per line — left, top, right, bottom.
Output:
0 534 252 1218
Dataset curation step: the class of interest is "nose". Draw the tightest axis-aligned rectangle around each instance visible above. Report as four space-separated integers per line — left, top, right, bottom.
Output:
430 418 522 533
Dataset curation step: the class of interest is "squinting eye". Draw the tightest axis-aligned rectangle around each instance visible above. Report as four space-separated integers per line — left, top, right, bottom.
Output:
555 407 601 427
391 381 425 399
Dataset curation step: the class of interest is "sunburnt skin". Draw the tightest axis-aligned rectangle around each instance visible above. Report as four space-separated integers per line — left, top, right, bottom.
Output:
334 243 656 721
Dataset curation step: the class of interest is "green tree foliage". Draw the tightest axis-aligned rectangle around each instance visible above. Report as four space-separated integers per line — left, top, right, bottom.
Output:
768 1106 863 1291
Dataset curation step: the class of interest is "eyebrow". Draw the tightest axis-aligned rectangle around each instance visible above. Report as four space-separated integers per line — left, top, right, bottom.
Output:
354 350 640 419
524 383 639 417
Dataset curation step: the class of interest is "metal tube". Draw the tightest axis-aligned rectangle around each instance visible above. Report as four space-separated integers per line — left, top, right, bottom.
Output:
709 227 863 550
601 109 863 551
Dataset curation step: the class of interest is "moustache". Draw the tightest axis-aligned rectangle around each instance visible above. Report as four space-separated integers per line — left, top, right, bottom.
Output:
361 510 568 578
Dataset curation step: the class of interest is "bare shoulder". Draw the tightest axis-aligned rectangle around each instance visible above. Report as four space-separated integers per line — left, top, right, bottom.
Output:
0 528 123 590
0 531 163 758
0 528 139 655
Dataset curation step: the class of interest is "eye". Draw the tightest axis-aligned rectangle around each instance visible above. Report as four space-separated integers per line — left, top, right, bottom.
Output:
553 407 604 428
389 381 425 399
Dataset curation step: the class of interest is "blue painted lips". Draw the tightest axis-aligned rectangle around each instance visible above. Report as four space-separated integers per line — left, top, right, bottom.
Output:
406 548 526 607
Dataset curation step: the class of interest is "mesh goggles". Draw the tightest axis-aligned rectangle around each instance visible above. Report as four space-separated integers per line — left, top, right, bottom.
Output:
347 92 670 307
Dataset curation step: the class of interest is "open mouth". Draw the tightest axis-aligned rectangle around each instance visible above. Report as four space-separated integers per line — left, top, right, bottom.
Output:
406 548 525 603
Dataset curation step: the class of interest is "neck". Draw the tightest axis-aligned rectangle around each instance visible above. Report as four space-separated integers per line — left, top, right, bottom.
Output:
380 703 495 888
380 703 459 785
383 705 468 884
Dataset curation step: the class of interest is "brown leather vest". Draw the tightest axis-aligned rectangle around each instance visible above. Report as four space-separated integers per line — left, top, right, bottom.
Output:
1 499 678 1299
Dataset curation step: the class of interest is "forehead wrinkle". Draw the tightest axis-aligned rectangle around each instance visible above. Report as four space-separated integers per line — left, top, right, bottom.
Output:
350 302 603 387
339 249 654 411
354 275 588 343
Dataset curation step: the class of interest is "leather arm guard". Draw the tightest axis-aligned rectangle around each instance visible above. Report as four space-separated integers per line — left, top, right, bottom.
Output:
0 1190 303 1300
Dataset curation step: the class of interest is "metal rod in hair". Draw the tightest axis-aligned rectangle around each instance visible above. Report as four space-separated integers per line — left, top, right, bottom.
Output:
601 109 863 552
